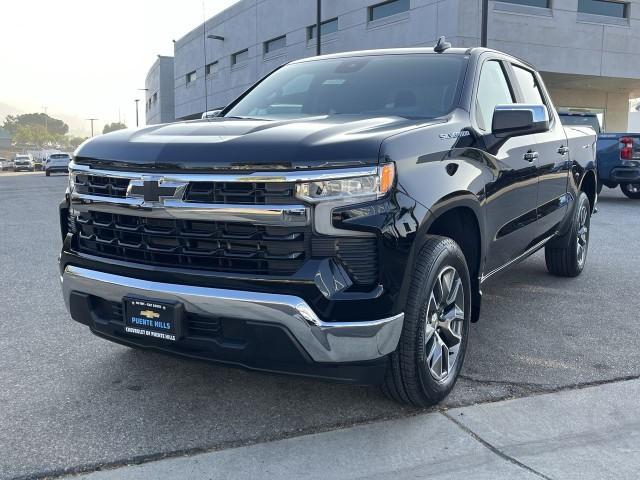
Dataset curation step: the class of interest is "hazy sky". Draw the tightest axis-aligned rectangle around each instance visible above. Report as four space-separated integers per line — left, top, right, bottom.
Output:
1 0 241 135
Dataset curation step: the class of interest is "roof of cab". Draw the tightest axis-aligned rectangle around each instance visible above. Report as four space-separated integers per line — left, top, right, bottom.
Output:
290 46 537 71
290 47 472 64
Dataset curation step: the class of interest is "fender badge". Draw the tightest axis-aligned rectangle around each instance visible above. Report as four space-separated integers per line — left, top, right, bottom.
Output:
439 131 470 140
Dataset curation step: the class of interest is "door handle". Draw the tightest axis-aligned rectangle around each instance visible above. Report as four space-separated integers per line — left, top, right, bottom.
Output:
558 146 570 156
523 151 539 162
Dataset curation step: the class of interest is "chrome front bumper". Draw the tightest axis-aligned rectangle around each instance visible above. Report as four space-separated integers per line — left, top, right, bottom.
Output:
61 266 404 363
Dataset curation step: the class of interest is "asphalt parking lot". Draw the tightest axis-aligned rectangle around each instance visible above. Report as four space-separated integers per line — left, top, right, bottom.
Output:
1 172 639 480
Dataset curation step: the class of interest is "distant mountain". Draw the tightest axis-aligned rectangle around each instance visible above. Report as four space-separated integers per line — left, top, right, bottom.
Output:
0 101 90 136
0 102 22 122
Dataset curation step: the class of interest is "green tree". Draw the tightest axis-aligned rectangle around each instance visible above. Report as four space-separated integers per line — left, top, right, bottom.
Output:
3 113 69 136
12 124 56 147
102 122 127 134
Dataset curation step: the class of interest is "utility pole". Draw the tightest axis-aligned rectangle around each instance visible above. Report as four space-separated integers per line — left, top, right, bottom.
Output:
134 99 140 127
86 118 98 137
480 0 489 47
316 0 322 56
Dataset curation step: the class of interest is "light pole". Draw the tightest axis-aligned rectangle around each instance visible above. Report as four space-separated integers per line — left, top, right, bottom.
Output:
134 99 140 127
480 0 488 47
86 118 98 137
316 0 322 56
138 88 149 126
204 34 225 114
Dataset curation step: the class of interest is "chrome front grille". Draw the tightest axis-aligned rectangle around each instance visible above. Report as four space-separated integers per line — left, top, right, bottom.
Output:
67 163 379 282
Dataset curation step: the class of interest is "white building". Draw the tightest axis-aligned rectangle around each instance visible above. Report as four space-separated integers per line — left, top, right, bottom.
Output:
145 0 640 131
145 56 175 125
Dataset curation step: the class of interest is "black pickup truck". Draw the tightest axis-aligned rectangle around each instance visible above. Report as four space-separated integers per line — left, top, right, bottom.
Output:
59 43 597 406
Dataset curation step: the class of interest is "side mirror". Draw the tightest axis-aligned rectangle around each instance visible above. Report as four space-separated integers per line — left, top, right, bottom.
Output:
202 109 222 119
492 104 549 138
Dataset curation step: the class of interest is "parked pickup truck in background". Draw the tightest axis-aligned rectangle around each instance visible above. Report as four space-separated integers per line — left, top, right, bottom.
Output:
595 133 640 199
59 41 597 406
559 111 601 134
14 154 34 172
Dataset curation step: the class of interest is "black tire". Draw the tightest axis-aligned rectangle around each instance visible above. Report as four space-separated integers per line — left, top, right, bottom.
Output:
382 236 471 407
620 183 640 199
45 170 50 177
545 192 591 277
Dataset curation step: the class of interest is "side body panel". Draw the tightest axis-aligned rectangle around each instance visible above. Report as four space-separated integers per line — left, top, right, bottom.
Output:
566 126 598 201
523 71 571 241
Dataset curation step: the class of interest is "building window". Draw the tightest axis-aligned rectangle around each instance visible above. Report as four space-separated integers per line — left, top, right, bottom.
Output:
308 18 338 39
186 70 196 84
497 0 550 7
206 61 218 75
368 0 410 21
264 35 286 54
578 0 628 17
232 49 249 66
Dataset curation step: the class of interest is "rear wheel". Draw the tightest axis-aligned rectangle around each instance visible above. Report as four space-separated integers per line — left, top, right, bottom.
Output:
382 236 471 407
621 183 640 199
545 192 591 277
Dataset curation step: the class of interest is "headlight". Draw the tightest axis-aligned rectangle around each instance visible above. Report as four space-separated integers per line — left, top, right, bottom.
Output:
295 163 395 203
68 170 76 193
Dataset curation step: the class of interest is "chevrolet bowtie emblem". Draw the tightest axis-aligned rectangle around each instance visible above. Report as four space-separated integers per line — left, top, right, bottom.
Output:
139 310 161 319
128 178 178 203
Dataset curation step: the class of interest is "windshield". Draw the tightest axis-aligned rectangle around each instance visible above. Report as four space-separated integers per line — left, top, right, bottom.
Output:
50 154 69 159
225 54 467 120
559 114 601 134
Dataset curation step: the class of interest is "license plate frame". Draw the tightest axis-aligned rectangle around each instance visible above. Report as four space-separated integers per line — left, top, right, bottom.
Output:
123 297 183 342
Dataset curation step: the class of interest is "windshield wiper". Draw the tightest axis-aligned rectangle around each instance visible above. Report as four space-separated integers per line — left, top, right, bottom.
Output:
223 116 271 121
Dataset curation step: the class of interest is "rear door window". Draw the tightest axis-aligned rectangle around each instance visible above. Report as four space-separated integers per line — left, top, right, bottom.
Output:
512 65 545 105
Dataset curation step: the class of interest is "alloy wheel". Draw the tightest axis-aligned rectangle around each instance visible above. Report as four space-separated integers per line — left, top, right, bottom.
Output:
576 204 589 268
424 266 464 382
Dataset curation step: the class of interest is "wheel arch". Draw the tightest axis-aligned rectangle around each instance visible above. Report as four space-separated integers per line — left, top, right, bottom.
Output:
415 193 485 322
580 168 597 212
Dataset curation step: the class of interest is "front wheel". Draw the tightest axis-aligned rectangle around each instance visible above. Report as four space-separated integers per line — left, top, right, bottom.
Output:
621 183 640 199
382 236 471 407
545 192 591 277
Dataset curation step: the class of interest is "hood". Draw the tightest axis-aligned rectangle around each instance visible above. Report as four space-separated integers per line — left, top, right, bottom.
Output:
74 115 443 172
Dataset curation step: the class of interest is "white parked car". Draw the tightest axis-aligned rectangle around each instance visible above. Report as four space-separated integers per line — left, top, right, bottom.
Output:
45 153 72 176
14 154 34 172
0 157 13 171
